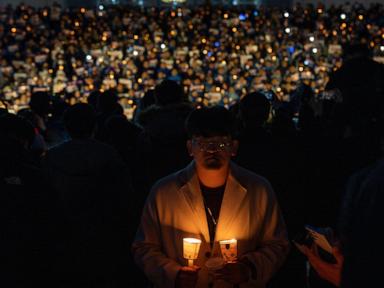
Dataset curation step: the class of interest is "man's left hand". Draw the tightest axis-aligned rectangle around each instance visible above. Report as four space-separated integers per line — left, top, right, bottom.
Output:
213 261 250 285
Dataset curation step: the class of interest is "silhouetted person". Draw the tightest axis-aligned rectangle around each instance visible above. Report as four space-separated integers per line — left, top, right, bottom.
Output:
95 89 124 140
235 92 275 179
45 98 70 148
338 158 384 288
0 113 52 288
299 43 384 288
29 91 51 135
42 103 134 287
100 115 142 165
87 90 101 111
136 79 193 194
325 42 384 173
133 89 156 125
234 92 307 288
17 108 48 158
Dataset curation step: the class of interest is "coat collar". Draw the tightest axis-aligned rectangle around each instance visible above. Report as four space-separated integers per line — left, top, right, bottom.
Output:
178 161 247 244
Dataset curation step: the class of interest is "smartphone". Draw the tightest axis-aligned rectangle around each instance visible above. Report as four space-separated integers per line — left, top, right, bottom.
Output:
292 230 313 247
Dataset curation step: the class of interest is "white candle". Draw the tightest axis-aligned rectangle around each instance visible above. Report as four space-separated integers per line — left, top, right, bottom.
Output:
219 239 237 262
183 238 202 266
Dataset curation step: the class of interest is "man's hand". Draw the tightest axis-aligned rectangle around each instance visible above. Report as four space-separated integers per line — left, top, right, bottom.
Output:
213 261 251 285
295 242 344 287
175 265 200 288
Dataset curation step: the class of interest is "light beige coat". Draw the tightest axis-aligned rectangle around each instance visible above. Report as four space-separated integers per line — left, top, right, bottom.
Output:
132 161 290 288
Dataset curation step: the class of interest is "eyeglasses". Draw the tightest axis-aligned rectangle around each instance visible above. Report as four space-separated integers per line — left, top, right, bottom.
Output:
192 139 232 152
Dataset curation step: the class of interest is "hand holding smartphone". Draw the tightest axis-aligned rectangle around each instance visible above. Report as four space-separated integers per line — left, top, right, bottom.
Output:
304 225 334 254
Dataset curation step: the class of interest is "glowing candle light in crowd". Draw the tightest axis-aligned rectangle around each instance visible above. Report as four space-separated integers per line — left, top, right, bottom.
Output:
183 238 202 266
219 239 237 263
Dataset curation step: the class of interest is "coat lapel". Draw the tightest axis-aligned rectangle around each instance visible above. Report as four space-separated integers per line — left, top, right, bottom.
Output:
215 163 247 241
179 162 211 243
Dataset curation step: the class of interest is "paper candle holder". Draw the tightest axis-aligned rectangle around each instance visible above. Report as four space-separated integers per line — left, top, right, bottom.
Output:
183 238 202 266
219 239 237 262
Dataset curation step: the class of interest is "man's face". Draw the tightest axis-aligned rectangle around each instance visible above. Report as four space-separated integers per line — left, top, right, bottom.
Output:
187 136 238 170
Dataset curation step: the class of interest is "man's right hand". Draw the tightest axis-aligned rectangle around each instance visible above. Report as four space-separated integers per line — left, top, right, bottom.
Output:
175 265 200 288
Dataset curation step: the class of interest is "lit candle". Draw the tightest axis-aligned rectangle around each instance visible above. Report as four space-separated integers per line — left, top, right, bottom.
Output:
183 238 202 266
219 239 237 263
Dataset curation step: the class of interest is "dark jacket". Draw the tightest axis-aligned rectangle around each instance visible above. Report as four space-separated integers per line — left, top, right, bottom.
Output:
42 138 134 287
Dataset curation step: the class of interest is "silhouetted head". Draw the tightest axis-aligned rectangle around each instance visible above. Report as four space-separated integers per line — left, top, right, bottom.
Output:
154 80 185 106
102 115 142 148
97 89 119 113
239 92 271 127
29 91 51 117
140 89 156 110
63 103 96 139
343 42 371 60
87 90 101 110
0 113 35 149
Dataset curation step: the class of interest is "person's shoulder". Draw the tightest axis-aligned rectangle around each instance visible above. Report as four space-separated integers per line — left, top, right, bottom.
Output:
232 163 273 192
149 166 189 198
88 138 120 154
44 140 70 159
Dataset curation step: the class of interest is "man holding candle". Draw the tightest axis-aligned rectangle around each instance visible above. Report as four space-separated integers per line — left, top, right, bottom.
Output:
132 106 290 287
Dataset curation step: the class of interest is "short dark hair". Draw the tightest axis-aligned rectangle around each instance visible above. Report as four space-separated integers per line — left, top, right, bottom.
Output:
64 103 96 138
185 106 235 139
154 79 185 106
239 92 271 125
29 91 51 117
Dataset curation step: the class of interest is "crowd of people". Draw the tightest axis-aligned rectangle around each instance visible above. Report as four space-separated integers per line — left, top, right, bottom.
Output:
1 2 384 117
1 1 384 288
